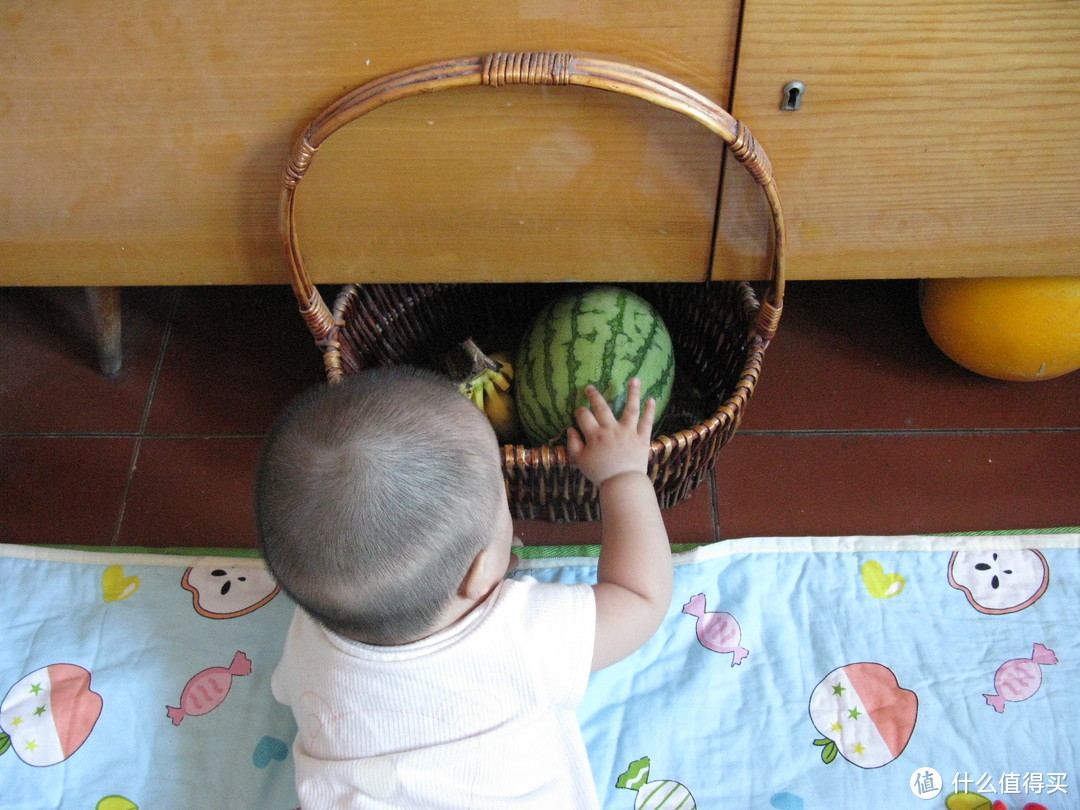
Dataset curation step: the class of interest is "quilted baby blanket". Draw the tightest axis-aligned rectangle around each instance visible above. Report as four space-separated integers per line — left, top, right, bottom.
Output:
1 532 1076 809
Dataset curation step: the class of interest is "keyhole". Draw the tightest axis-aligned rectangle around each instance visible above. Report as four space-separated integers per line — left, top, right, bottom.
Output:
781 81 805 111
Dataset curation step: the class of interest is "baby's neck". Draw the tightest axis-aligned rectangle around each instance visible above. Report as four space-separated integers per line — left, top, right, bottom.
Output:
339 580 501 647
424 579 502 639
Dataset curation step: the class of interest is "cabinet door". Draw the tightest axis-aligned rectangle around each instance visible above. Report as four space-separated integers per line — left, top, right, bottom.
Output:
716 1 1080 279
0 2 740 286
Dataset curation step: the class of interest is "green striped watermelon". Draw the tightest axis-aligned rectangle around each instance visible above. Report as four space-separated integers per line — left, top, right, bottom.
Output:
514 286 675 445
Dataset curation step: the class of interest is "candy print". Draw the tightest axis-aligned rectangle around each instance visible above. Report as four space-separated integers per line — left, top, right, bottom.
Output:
616 757 696 810
948 549 1049 615
808 662 918 769
166 651 251 726
682 593 748 666
0 663 102 767
984 643 1057 713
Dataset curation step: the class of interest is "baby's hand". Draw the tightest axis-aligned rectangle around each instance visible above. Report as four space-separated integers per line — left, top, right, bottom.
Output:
565 378 656 486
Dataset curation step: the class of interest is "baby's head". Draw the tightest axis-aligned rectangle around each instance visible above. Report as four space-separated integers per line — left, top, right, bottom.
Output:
255 365 507 645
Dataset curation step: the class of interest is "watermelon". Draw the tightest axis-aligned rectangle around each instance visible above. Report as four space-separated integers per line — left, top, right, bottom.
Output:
514 286 675 445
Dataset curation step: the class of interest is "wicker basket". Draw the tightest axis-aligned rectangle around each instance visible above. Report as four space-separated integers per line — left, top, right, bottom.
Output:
281 52 786 521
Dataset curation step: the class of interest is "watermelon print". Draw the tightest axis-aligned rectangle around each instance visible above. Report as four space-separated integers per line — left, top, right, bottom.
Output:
514 286 675 446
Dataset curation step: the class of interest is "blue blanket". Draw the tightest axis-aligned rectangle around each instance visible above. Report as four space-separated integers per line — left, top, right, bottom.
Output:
1 532 1077 809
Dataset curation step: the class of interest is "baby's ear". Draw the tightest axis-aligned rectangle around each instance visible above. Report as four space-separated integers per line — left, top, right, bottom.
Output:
459 548 491 601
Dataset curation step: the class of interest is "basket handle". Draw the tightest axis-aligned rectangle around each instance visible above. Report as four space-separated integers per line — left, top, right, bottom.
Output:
281 52 785 345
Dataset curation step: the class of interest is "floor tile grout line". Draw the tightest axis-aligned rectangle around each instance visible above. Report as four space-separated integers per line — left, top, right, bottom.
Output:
739 427 1080 437
110 288 182 546
136 288 182 436
6 428 1077 440
709 470 723 544
0 432 267 440
5 426 1077 441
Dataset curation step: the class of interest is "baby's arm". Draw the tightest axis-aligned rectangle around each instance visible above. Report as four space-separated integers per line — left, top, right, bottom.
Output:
566 379 674 672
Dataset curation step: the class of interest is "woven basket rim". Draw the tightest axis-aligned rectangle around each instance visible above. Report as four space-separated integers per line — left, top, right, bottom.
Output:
281 52 786 348
278 52 788 519
322 279 766 462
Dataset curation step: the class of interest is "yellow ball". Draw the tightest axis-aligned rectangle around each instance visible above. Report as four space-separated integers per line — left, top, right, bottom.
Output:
920 276 1080 381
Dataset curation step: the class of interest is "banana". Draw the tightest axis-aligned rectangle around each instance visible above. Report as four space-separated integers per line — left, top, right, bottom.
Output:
481 353 519 442
451 340 520 443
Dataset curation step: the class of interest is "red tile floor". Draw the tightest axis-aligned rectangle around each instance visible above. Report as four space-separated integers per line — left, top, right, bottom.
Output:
1 281 1077 550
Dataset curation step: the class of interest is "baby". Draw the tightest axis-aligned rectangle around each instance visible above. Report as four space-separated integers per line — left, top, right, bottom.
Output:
256 365 672 809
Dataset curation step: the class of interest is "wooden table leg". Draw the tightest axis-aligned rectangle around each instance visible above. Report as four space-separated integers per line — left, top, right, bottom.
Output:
85 286 122 377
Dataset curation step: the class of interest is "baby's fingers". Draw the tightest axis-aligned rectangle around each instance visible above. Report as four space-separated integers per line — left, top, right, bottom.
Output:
581 384 615 425
618 378 642 425
565 426 585 459
638 396 657 437
572 405 599 445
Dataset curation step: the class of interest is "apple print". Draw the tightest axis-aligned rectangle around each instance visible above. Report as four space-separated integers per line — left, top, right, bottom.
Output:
808 662 917 769
0 663 103 767
948 549 1049 614
181 566 280 619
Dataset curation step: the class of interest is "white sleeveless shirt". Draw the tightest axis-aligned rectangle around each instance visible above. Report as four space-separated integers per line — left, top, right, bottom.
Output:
271 576 599 809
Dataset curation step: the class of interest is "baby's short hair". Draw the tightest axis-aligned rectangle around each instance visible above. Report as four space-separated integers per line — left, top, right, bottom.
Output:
255 365 504 644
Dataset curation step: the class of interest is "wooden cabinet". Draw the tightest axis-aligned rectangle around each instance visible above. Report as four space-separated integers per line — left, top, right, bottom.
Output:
716 0 1080 280
0 1 739 286
1 1 1076 286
